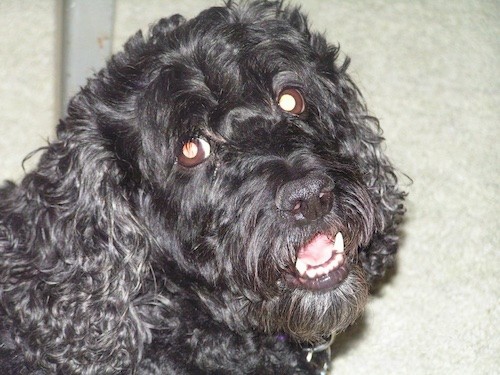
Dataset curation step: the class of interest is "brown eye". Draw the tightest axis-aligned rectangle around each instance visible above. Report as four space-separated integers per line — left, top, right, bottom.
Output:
177 138 211 167
277 88 305 115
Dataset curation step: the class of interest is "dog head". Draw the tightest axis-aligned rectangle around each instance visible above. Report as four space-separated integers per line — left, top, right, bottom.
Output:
71 1 404 342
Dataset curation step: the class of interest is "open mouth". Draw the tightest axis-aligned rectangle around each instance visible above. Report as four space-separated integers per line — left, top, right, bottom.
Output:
286 232 350 291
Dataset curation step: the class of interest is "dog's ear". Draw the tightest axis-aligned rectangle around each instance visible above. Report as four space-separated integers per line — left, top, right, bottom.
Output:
1 104 154 371
282 6 405 284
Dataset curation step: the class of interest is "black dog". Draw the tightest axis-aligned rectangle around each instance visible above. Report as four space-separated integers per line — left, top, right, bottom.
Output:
0 1 405 373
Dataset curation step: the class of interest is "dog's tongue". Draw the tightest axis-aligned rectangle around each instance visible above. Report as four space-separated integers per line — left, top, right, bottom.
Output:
297 234 333 267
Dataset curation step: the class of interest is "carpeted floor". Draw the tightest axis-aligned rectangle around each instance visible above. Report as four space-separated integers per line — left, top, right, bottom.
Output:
0 1 498 374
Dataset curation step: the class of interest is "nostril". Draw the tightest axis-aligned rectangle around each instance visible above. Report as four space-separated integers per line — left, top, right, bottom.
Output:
301 194 328 221
292 201 302 213
319 190 333 208
291 200 304 220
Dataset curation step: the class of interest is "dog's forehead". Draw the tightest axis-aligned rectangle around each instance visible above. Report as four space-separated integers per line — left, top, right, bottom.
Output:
131 3 336 155
158 10 316 100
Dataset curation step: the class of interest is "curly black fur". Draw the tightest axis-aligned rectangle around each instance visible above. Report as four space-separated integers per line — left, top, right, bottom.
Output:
0 1 405 374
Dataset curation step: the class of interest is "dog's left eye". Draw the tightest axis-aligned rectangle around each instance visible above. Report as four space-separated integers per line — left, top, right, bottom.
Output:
177 138 211 167
277 88 305 115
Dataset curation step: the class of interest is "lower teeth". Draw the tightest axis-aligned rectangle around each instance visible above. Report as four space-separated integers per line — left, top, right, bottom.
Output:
301 253 345 279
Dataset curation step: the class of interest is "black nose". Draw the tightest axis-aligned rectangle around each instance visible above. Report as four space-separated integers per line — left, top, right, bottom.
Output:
275 174 334 222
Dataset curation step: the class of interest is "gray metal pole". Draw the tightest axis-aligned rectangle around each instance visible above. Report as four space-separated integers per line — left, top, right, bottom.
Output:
59 0 115 117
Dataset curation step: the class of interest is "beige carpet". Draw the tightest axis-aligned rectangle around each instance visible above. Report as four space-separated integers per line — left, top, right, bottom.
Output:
0 1 498 374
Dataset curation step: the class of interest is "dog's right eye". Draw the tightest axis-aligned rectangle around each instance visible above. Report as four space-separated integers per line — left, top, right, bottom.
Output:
177 138 211 167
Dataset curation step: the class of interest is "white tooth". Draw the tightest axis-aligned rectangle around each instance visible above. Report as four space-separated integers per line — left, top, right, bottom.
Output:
327 258 337 272
326 253 343 272
315 266 327 277
296 259 308 276
306 268 318 279
332 255 341 268
333 232 344 253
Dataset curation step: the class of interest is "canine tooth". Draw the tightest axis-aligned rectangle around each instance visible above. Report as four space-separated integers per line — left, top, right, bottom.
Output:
333 232 344 253
296 259 308 276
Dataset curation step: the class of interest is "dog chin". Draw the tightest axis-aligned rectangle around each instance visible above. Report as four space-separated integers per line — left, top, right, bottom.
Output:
257 264 369 343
